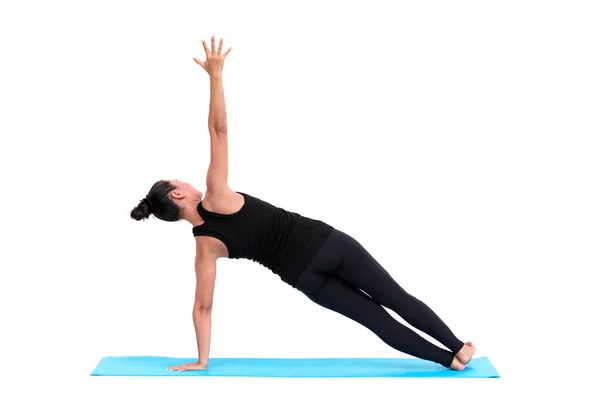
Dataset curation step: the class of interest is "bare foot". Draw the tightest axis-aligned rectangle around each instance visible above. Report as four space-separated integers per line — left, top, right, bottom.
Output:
456 341 476 364
450 356 466 371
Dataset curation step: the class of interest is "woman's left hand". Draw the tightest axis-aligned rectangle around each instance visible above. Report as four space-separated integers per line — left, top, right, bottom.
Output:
168 361 208 372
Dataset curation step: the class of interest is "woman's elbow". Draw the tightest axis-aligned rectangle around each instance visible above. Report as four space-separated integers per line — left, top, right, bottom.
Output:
193 303 213 312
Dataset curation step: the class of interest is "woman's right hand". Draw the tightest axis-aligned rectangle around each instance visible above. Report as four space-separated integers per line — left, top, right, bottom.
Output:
193 36 232 77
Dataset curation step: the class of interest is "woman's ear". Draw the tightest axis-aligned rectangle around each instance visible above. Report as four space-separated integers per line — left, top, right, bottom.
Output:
170 189 183 200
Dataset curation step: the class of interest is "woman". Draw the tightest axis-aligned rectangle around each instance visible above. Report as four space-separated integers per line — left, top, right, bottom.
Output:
131 36 476 372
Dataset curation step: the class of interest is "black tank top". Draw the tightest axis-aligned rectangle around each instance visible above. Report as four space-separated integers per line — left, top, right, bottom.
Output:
192 191 334 288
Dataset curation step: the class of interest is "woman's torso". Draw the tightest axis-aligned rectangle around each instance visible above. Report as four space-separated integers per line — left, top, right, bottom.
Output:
192 190 334 287
194 191 246 258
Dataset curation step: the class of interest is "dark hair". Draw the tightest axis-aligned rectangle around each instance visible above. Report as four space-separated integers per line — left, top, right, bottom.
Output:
130 180 180 222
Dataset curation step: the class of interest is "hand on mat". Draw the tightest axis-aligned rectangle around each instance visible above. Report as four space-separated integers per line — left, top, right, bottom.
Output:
168 361 208 372
193 36 232 77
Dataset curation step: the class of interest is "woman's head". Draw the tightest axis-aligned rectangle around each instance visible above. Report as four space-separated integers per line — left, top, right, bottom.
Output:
130 179 203 222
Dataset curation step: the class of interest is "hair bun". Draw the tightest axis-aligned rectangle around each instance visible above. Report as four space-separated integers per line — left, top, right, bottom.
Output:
140 197 154 213
130 197 154 221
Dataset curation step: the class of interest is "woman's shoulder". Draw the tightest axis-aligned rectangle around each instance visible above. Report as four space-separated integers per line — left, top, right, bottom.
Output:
201 187 245 215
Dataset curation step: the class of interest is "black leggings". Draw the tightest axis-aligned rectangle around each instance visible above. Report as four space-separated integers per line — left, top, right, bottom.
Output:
295 228 464 368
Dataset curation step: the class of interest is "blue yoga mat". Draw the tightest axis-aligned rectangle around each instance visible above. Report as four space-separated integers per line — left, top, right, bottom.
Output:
91 356 499 378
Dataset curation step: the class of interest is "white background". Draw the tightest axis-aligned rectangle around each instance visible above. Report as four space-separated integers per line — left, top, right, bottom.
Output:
1 0 598 398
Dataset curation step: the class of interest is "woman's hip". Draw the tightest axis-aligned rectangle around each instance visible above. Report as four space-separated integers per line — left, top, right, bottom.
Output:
296 228 358 294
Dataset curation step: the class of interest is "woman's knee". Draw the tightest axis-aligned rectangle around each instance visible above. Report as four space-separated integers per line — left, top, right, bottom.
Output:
375 287 416 313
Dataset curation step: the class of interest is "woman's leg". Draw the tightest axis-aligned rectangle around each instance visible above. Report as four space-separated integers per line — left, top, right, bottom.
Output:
328 229 465 355
296 231 459 368
297 271 457 367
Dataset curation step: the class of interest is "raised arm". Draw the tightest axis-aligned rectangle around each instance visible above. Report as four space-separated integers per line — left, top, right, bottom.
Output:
193 36 232 195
